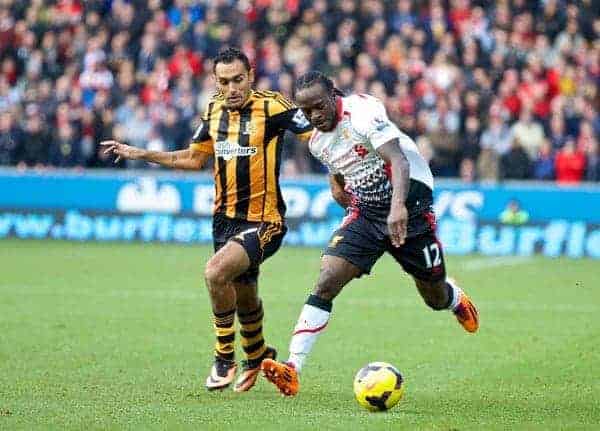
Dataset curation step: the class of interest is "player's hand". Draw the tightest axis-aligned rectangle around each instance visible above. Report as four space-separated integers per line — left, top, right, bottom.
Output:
388 203 408 248
100 140 143 163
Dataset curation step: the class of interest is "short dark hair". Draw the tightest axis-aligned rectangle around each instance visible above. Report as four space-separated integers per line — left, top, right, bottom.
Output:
293 71 344 97
213 47 251 72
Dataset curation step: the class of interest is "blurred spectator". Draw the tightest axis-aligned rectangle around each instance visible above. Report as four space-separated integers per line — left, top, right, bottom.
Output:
0 110 23 165
499 199 530 225
510 106 545 160
18 109 50 168
501 138 531 180
577 121 596 153
462 116 481 161
532 140 555 181
123 106 152 151
585 141 600 182
168 45 203 78
157 107 187 151
0 75 20 110
49 122 84 168
548 114 569 149
426 97 460 177
0 0 596 184
555 138 586 184
477 148 500 182
459 158 476 183
480 106 513 156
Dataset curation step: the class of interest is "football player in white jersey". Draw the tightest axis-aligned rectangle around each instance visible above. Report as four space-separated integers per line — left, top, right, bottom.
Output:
261 71 479 397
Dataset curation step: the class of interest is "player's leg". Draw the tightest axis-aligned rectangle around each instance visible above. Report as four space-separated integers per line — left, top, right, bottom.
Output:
261 255 361 396
414 276 479 333
231 277 276 392
287 255 361 368
262 214 383 396
229 222 286 392
204 240 253 390
387 231 479 333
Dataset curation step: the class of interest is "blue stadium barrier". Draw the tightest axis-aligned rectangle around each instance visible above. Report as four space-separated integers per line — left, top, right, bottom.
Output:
1 168 598 258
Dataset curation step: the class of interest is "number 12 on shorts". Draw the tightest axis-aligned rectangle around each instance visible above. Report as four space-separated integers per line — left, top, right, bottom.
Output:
422 243 441 268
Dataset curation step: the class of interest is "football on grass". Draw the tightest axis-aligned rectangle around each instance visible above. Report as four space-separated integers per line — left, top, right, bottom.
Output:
353 362 404 411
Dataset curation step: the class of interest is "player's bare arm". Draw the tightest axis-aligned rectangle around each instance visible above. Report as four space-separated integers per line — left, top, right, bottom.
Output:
376 139 410 247
329 174 352 209
100 140 210 170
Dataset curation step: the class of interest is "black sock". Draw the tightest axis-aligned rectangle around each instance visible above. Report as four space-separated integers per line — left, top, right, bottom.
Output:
306 294 333 312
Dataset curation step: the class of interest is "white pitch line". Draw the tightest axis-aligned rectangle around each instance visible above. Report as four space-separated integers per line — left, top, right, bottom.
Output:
461 256 532 272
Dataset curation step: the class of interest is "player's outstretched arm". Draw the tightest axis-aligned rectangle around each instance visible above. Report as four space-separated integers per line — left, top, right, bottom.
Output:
377 139 410 247
329 174 352 209
100 140 210 170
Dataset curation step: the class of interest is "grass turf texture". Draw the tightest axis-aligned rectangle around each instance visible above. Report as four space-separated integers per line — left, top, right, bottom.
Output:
1 239 598 430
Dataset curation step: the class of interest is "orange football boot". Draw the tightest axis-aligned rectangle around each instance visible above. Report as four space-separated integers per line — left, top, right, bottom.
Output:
261 358 300 396
233 346 277 393
453 288 479 333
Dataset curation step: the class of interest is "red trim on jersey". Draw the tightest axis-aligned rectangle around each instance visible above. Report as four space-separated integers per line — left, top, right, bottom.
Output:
293 321 328 335
423 210 445 276
423 211 438 231
341 206 360 228
384 162 392 179
332 96 344 127
341 187 360 228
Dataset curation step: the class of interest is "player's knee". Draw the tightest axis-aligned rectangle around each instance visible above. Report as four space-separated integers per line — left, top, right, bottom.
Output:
204 261 228 288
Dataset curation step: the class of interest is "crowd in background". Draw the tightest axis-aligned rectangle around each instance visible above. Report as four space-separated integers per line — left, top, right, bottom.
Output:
0 0 598 183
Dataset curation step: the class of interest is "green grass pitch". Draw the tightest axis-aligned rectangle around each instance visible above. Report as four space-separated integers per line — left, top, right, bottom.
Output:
1 239 599 430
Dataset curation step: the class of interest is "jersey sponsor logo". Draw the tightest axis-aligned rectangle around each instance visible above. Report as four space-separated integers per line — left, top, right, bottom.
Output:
292 109 310 128
215 140 257 161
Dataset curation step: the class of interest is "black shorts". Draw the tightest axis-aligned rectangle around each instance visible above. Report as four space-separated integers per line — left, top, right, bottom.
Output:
323 209 446 282
213 214 287 284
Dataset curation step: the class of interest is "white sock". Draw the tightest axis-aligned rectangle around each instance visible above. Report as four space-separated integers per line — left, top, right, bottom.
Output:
287 296 332 372
446 278 462 311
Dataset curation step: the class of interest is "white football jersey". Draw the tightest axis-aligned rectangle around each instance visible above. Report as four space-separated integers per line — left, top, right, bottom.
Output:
308 94 433 211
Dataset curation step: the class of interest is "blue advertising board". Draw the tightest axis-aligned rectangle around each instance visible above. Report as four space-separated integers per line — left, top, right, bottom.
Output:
1 169 598 258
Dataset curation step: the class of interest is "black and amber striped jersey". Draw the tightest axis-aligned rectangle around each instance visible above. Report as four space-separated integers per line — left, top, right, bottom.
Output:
190 90 313 223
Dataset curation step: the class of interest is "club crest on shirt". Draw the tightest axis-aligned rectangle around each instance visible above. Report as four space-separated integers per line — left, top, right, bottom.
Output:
215 140 257 161
353 144 368 158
